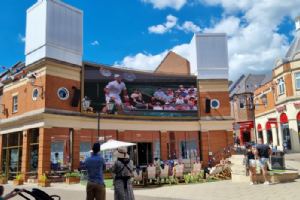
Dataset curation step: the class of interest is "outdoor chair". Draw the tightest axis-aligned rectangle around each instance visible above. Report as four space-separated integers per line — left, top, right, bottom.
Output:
133 170 143 185
174 164 184 182
160 165 170 183
147 166 157 184
191 162 202 175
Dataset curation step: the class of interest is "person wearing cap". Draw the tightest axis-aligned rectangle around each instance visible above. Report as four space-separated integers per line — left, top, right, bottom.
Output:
85 143 106 200
105 74 128 106
112 147 135 200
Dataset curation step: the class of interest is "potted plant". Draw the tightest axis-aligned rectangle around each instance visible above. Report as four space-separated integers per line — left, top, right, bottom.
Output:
13 174 24 186
38 173 51 187
104 168 113 179
64 172 81 184
0 173 8 184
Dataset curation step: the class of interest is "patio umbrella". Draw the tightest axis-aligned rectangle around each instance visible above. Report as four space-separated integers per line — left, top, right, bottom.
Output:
100 139 136 151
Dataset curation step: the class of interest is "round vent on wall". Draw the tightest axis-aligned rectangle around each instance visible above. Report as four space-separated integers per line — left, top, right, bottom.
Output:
211 99 220 109
57 87 69 100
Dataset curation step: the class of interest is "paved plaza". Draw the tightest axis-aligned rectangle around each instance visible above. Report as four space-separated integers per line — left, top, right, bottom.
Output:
3 179 300 200
3 154 299 200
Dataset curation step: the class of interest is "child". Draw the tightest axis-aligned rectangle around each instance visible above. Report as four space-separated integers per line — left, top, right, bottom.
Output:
0 186 23 200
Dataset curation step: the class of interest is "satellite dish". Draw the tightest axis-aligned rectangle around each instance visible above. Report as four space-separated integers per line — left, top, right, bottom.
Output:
123 72 136 82
99 68 112 77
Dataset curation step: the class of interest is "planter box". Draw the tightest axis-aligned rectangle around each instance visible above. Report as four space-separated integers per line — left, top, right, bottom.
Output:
0 178 8 184
104 172 112 179
13 180 24 186
38 180 51 187
65 177 80 184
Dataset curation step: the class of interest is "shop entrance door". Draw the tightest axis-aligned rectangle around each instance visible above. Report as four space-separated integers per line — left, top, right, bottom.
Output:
137 143 152 166
243 131 251 144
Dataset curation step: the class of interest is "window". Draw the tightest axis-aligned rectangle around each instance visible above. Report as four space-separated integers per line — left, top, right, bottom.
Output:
57 87 69 100
12 95 18 113
32 88 39 101
239 97 246 109
278 78 285 95
295 72 300 90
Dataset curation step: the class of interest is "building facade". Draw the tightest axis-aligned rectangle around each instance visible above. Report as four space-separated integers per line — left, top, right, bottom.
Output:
0 0 233 180
230 74 270 145
254 17 300 152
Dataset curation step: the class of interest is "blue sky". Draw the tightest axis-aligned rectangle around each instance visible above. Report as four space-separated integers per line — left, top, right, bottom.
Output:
0 0 299 80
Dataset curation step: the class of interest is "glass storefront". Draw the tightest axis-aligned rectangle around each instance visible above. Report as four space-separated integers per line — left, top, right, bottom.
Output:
28 129 39 172
1 132 23 179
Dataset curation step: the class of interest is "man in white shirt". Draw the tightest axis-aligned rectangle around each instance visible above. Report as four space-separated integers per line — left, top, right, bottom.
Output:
105 74 128 105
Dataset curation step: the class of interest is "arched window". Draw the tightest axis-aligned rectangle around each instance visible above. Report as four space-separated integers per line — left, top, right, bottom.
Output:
257 124 264 143
266 122 273 144
297 112 300 144
280 113 291 150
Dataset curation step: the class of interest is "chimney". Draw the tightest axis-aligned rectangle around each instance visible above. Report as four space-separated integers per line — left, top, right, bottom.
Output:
25 0 83 66
296 16 300 32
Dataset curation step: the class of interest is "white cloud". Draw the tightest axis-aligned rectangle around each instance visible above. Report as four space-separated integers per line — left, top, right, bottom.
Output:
18 34 25 43
178 21 201 33
148 15 178 34
91 40 100 46
118 0 300 80
204 16 240 36
142 0 187 10
149 15 200 34
115 43 191 71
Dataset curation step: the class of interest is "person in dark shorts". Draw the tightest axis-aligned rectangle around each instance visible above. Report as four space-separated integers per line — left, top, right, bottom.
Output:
85 143 106 200
245 144 257 185
256 139 272 185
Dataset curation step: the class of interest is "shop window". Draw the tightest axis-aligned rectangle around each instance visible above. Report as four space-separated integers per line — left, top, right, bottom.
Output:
295 72 300 90
180 140 197 159
29 129 39 172
12 95 18 113
51 141 64 170
80 142 91 162
278 78 285 95
1 132 23 179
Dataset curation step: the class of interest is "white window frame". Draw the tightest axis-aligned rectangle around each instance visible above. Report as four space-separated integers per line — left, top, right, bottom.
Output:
295 72 300 90
12 95 18 113
239 96 246 109
278 78 285 95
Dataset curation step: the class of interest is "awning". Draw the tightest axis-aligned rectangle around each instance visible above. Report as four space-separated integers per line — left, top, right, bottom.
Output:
238 121 254 129
100 139 136 151
280 113 288 124
257 124 262 132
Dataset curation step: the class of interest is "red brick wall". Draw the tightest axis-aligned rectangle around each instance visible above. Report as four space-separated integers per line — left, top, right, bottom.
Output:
0 75 46 119
45 75 81 112
199 91 231 117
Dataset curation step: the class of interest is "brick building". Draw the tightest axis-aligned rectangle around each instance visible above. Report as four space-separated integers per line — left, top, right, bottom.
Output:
0 0 233 180
254 16 300 152
230 74 270 145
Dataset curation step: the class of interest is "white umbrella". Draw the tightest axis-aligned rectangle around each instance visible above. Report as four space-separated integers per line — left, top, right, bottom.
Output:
100 139 136 151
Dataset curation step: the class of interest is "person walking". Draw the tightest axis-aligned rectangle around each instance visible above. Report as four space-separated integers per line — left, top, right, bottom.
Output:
245 144 257 185
85 143 106 200
256 139 272 185
112 147 135 200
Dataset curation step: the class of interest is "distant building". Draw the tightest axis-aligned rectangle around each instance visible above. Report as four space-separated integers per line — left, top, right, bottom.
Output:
230 74 270 145
254 16 300 152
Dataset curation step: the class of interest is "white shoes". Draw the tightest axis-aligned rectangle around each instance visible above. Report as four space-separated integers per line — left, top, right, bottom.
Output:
263 181 270 185
250 182 254 185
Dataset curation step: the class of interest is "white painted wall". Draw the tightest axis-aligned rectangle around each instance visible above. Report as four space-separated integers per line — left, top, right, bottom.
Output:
25 0 83 66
